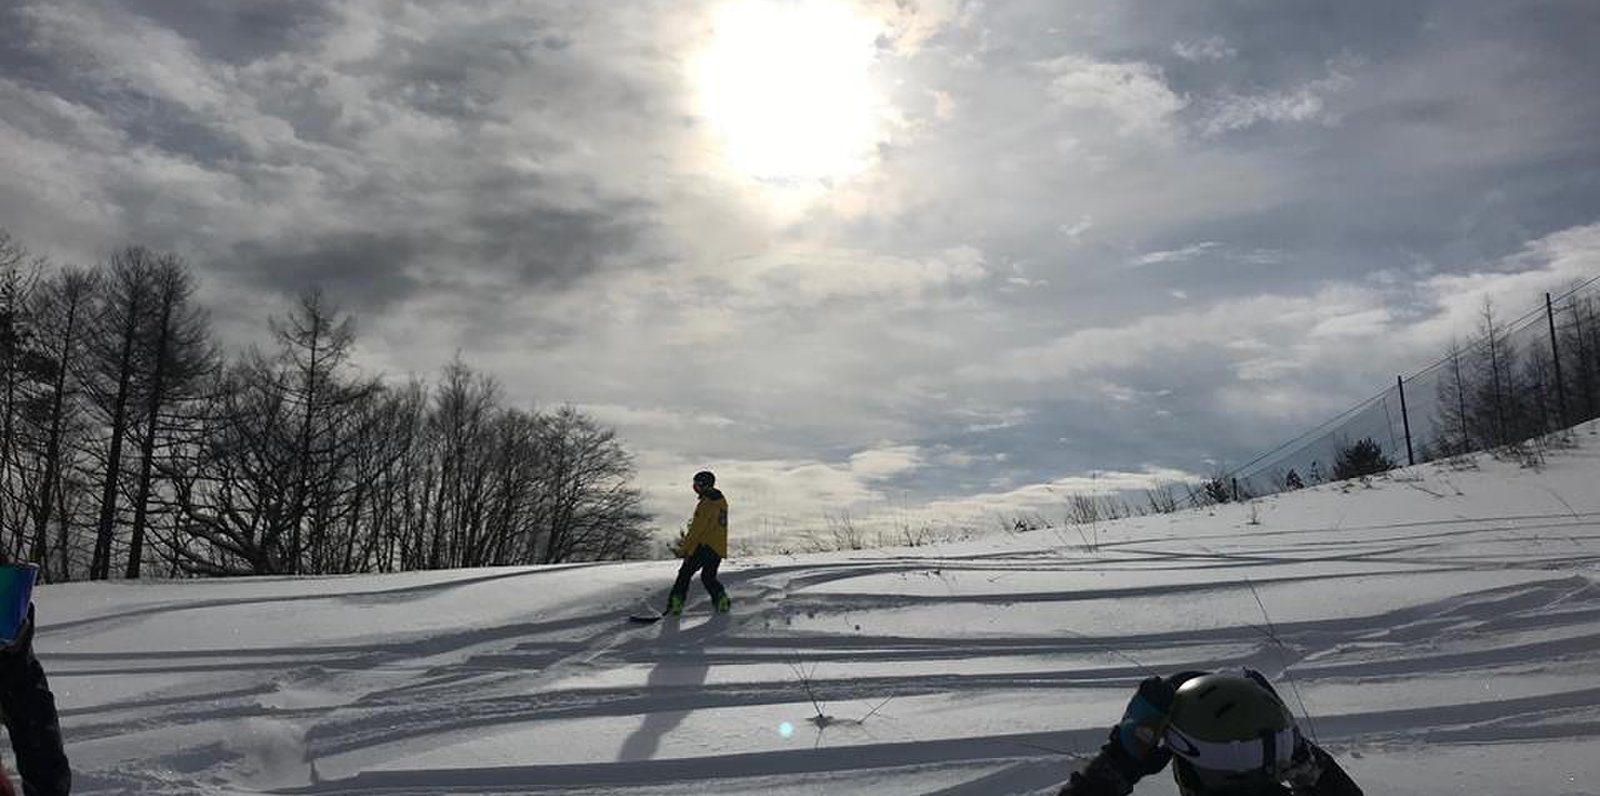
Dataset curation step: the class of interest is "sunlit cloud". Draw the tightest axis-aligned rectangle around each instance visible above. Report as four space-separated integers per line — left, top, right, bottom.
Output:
1038 55 1187 136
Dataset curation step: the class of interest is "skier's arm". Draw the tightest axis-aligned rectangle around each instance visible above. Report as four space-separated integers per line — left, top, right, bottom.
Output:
680 501 715 555
1059 676 1177 796
1057 741 1144 796
0 606 71 796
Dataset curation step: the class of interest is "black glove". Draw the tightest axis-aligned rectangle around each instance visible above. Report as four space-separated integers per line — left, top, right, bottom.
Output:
1107 676 1177 777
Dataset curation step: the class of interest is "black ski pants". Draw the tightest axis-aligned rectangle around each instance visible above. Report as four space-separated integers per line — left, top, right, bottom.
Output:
669 544 726 608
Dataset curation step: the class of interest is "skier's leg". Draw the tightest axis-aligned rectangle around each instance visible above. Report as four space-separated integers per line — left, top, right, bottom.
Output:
667 554 700 612
700 550 729 610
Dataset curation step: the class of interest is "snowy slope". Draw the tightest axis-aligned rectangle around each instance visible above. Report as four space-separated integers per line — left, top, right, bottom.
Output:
37 422 1600 795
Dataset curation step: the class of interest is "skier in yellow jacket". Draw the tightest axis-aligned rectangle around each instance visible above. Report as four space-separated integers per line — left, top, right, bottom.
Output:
666 470 731 616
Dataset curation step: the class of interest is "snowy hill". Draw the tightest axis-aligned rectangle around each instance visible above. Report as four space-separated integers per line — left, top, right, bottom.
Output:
41 422 1600 795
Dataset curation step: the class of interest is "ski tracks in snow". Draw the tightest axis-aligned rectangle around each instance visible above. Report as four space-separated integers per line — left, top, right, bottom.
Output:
50 498 1600 795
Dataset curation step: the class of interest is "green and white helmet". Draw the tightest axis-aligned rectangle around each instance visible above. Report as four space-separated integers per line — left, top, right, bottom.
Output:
1162 672 1299 790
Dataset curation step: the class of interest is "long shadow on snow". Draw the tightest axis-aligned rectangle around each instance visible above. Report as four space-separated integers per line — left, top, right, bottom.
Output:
41 564 600 637
297 577 1599 758
277 683 1600 796
616 617 719 762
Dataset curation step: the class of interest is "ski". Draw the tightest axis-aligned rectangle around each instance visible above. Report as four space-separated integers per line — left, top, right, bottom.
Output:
626 609 731 623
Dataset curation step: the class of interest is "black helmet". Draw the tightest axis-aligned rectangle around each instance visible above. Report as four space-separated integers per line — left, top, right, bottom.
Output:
1164 672 1299 790
693 470 716 489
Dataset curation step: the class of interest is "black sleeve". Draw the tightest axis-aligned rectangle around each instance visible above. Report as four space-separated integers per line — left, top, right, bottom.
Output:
1058 730 1164 796
1294 744 1363 796
0 606 71 796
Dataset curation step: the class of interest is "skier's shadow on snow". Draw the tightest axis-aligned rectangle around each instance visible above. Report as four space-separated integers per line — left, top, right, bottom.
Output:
617 617 715 762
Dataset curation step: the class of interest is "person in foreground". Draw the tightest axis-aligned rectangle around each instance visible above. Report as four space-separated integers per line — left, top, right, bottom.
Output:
665 470 731 616
0 563 70 796
1059 669 1361 796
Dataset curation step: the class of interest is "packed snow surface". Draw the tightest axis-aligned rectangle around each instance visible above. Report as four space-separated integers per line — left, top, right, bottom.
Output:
39 423 1600 794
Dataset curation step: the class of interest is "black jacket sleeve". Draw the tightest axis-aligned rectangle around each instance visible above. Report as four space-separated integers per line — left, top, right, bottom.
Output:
1058 730 1163 796
0 606 71 796
1060 731 1364 796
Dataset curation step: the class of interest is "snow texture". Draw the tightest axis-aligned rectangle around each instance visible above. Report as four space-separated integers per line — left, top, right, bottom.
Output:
35 421 1600 794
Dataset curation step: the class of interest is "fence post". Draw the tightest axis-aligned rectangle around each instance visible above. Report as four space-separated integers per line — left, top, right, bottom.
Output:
1396 375 1415 466
1547 293 1569 430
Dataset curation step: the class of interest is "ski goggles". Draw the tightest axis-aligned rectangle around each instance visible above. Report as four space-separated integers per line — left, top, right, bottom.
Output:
0 563 37 645
1163 724 1298 776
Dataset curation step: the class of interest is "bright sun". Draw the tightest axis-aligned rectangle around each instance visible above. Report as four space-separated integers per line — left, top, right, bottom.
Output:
692 1 886 183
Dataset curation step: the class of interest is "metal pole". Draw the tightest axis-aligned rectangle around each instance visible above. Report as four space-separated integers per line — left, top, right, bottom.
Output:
1397 375 1415 466
1548 293 1569 429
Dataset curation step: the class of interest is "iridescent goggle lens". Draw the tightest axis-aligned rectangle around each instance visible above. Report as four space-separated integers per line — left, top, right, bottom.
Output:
0 563 37 644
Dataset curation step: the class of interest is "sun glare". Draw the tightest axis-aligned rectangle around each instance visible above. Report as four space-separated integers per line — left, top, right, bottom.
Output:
693 1 886 184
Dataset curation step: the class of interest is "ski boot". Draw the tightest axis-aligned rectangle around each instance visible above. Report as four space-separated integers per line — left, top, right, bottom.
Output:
667 595 685 616
715 593 732 613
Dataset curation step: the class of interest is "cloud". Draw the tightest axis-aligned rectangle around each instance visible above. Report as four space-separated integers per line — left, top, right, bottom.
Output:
1198 66 1354 135
1131 241 1220 267
1037 56 1187 136
848 445 924 479
1094 381 1172 404
1057 216 1094 239
722 245 991 309
3 1 693 312
1404 222 1600 348
3 0 1598 546
908 465 1204 526
960 221 1600 410
860 0 967 55
633 441 931 541
1172 36 1237 62
950 407 1033 434
579 404 740 432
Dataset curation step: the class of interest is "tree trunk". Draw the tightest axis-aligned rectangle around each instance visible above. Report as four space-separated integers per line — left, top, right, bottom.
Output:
31 279 85 568
126 294 174 578
91 299 141 580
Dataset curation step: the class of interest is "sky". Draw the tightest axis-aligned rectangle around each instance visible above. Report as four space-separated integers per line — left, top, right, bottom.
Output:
2 0 1599 542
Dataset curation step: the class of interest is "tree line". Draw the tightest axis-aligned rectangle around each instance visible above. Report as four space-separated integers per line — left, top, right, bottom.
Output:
1430 294 1600 458
0 229 653 582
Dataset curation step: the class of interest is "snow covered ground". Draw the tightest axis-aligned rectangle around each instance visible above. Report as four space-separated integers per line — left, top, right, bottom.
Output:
38 422 1600 795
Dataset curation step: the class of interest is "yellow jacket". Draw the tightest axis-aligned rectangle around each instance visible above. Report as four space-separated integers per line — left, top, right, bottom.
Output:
680 488 728 558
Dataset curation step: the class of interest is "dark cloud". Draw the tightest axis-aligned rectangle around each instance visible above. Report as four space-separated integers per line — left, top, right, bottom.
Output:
0 6 57 86
227 233 426 313
0 5 254 165
1 0 676 324
115 0 335 65
222 193 656 315
469 202 659 289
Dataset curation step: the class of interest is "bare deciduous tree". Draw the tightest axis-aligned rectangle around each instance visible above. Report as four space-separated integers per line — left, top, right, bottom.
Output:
125 256 215 578
25 268 96 578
